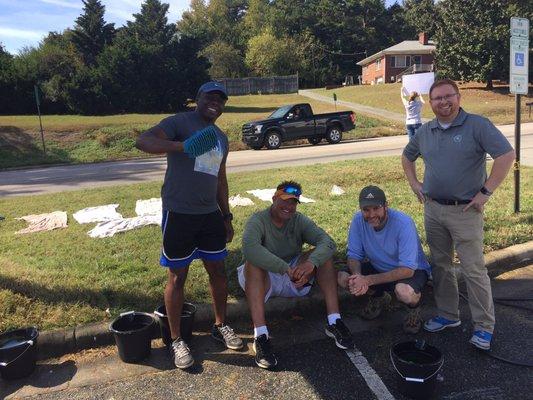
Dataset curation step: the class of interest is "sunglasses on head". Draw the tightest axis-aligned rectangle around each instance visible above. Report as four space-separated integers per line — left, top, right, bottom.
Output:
282 186 302 197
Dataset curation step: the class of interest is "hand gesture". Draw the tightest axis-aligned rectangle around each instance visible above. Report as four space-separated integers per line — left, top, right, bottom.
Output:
348 274 369 296
463 192 488 213
410 180 425 203
289 260 316 288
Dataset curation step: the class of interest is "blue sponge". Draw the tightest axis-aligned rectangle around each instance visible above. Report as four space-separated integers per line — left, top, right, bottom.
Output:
183 126 218 158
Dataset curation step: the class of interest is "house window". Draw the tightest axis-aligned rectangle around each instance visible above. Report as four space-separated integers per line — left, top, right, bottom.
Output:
393 56 411 68
412 56 422 65
376 58 382 70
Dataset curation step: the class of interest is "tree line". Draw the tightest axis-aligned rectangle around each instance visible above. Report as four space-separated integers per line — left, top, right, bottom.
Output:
0 0 531 115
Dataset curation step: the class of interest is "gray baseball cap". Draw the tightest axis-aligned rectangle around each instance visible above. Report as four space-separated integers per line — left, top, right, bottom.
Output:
359 185 387 207
197 81 228 99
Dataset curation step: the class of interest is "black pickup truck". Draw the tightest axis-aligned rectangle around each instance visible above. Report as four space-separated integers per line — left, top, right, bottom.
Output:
241 103 355 150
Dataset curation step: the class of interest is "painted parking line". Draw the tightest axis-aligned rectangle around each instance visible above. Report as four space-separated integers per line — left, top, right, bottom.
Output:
345 348 395 400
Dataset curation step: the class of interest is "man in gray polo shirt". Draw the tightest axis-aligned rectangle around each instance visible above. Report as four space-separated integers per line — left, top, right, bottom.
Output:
402 78 515 350
136 82 243 369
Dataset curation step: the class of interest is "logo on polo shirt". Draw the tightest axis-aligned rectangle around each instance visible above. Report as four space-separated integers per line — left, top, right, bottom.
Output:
453 134 463 143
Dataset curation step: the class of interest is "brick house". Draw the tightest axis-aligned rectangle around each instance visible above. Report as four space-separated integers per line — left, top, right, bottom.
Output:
357 33 436 85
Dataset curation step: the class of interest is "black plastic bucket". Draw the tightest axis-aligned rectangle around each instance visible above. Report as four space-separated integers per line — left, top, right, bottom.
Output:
0 327 39 380
109 311 155 363
154 302 196 345
390 340 443 399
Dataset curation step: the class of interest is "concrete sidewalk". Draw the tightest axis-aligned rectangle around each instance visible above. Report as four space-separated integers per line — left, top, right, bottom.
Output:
34 240 533 361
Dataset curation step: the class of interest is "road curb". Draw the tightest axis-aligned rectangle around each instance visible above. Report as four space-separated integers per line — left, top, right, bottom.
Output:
36 240 533 360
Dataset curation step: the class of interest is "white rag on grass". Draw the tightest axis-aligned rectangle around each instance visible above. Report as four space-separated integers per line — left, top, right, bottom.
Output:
73 204 122 224
15 211 68 234
88 215 161 238
246 189 316 203
135 198 162 216
229 194 254 208
330 185 346 196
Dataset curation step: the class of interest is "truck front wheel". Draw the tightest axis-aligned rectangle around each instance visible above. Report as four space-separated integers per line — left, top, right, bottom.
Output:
265 131 282 149
326 126 342 144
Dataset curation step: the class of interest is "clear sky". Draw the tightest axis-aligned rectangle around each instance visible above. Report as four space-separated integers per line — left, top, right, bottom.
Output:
0 0 399 55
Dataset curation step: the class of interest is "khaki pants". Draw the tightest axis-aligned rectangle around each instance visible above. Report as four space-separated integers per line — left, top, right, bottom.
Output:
424 200 495 332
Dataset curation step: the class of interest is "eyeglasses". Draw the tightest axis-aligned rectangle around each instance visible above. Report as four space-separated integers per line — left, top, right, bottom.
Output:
430 93 458 103
282 186 302 197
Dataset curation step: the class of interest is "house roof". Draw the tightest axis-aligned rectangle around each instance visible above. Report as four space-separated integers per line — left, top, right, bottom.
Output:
356 40 436 66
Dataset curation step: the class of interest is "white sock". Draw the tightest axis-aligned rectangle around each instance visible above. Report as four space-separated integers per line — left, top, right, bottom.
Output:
327 313 341 325
254 325 269 338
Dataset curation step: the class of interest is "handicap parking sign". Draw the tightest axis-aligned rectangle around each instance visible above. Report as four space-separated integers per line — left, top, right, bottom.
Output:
515 52 525 67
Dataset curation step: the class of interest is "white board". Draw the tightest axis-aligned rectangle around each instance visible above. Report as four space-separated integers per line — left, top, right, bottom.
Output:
402 72 435 95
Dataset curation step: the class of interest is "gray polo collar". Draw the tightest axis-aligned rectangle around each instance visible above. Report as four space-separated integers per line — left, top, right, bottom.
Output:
429 108 468 130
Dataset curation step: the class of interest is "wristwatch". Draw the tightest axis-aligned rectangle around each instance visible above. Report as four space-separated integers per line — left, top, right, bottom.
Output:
480 186 493 196
222 213 233 221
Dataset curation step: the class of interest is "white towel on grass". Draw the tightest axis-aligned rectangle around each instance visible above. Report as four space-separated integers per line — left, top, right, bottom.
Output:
88 215 161 238
246 189 316 203
73 204 122 224
330 185 346 196
229 194 254 208
15 211 68 234
135 198 162 216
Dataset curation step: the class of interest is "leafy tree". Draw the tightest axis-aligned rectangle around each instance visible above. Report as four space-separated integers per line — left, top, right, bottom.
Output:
0 45 17 114
403 0 439 38
435 0 510 88
177 0 211 44
242 0 273 40
200 40 247 78
245 29 300 76
71 0 115 65
126 0 174 48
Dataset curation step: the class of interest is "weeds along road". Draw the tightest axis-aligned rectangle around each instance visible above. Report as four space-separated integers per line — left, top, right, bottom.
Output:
1 123 532 198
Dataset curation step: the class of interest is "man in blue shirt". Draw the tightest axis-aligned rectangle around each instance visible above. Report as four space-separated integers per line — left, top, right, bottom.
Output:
338 185 431 333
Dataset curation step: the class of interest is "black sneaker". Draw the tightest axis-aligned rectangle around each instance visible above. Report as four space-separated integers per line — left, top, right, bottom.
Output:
211 323 244 350
325 319 354 350
252 334 277 369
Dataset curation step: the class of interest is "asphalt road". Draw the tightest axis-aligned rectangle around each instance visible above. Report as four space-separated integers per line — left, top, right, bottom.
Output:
1 123 532 198
3 265 532 400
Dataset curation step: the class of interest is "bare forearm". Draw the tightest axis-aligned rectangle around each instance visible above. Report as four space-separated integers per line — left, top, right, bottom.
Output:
217 170 230 215
402 155 419 186
366 267 414 286
347 258 361 274
484 150 515 192
136 128 183 154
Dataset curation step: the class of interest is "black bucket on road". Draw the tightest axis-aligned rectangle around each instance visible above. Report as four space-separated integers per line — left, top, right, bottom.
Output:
109 311 155 363
154 302 196 345
390 340 443 399
0 327 39 380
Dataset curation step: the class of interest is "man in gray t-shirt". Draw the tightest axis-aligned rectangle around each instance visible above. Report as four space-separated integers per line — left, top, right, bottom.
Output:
136 82 243 369
402 78 515 351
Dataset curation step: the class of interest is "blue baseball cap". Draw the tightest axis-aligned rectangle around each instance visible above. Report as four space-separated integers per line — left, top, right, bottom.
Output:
197 81 228 100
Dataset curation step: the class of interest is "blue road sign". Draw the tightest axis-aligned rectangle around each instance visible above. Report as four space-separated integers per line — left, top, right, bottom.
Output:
515 53 525 67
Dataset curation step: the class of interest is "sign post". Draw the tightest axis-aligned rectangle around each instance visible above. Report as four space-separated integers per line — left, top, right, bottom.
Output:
34 85 46 154
509 17 529 213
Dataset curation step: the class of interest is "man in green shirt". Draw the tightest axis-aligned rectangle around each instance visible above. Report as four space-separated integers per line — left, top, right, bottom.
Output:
238 181 354 369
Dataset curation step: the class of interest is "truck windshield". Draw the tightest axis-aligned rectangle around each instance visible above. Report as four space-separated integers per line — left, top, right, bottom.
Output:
268 105 293 119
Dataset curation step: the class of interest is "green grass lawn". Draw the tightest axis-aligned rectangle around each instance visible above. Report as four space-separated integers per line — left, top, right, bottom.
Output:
0 156 531 331
0 94 401 169
312 82 533 125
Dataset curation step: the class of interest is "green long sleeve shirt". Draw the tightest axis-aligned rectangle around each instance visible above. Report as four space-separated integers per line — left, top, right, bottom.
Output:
241 208 337 274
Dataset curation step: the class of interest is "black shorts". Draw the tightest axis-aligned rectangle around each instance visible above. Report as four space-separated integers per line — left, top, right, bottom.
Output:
342 262 428 295
159 210 227 269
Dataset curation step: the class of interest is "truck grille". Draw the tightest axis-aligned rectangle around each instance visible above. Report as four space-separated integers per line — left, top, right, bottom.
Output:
242 124 254 135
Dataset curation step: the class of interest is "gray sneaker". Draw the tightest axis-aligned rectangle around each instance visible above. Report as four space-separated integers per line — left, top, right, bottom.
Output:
170 338 194 369
211 324 244 350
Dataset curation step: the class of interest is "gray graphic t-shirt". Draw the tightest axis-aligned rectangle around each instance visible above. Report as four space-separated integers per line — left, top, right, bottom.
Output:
157 111 228 214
